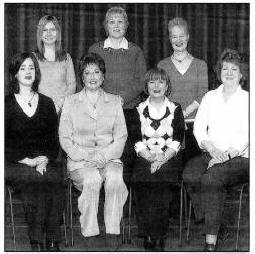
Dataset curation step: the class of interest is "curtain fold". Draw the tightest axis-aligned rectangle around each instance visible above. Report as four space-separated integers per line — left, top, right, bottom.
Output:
4 3 249 94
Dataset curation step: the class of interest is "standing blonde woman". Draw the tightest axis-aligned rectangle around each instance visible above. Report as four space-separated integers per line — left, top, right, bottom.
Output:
34 15 76 113
88 6 146 110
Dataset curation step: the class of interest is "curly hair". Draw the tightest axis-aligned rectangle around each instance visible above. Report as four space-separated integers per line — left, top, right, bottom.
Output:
9 52 41 94
214 48 245 85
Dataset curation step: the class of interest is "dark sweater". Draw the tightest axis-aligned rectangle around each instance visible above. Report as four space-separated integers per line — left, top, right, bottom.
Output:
88 41 146 109
5 93 59 163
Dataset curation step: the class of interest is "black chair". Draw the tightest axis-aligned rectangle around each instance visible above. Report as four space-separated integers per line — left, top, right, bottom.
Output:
5 185 68 251
186 182 249 251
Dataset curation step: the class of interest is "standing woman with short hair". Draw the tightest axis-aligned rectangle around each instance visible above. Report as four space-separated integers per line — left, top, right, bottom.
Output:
88 6 146 110
34 15 76 113
158 17 208 162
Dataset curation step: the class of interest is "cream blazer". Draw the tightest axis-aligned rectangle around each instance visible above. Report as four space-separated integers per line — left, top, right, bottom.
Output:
59 89 127 171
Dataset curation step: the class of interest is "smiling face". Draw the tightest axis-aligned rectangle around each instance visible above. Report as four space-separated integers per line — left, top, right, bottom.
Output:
16 58 35 88
147 79 168 99
106 13 126 39
169 25 189 52
42 22 57 45
221 61 242 88
82 64 104 92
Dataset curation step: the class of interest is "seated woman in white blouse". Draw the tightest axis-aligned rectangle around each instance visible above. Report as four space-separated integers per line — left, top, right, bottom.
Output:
182 49 249 252
129 68 185 251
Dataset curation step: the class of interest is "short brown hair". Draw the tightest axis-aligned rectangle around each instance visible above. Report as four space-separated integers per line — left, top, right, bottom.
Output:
144 68 171 97
214 48 245 85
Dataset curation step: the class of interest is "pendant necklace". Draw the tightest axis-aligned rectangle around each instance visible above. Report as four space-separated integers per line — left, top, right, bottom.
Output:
172 52 189 63
27 92 35 107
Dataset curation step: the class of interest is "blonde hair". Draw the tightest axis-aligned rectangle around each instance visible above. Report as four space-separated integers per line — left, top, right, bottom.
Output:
35 15 66 61
103 6 129 36
168 17 189 37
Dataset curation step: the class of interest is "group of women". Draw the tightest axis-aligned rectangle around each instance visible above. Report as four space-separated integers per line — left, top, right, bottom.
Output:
5 6 249 252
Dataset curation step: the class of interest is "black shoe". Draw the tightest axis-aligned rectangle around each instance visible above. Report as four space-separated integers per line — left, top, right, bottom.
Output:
46 240 60 252
155 238 165 251
105 234 120 251
203 243 217 252
143 236 156 251
218 224 230 242
30 240 45 252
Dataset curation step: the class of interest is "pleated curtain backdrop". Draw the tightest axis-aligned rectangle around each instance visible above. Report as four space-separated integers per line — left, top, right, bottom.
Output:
4 3 249 94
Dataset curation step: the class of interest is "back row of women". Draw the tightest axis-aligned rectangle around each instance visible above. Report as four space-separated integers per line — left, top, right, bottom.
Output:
5 6 248 252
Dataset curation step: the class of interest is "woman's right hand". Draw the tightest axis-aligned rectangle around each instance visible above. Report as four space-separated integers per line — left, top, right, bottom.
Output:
208 147 228 162
138 149 156 162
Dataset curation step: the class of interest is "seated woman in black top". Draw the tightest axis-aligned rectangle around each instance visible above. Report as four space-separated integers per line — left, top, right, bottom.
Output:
5 52 63 251
130 68 185 251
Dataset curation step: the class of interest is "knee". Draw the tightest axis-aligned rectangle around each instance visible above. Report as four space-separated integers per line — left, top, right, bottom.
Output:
82 175 101 192
105 165 125 190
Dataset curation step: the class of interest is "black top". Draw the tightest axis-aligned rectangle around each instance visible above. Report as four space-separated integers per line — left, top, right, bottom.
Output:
5 93 59 163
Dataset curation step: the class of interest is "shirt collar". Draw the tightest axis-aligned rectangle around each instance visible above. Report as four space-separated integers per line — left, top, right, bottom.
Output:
103 37 128 49
217 84 243 99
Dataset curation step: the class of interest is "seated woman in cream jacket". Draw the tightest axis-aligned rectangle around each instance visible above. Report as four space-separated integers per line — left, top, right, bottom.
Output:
59 52 128 251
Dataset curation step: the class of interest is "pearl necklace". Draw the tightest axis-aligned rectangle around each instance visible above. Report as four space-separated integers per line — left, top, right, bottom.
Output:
172 52 189 63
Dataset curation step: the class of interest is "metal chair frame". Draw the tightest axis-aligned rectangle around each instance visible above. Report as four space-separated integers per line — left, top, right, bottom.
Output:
186 182 248 251
6 185 68 251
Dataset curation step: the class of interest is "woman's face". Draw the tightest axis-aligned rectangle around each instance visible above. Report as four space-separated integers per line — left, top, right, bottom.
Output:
147 79 168 99
169 25 189 52
83 64 104 92
106 13 126 39
16 58 35 88
42 22 57 45
221 61 242 87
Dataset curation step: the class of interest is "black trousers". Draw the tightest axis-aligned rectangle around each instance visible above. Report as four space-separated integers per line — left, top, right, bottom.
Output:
132 156 182 239
5 161 64 242
182 153 249 235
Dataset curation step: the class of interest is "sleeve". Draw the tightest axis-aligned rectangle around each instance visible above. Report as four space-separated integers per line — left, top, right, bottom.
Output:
168 104 185 153
101 97 128 161
195 60 208 104
59 97 92 161
65 53 77 96
44 98 59 161
193 93 210 148
134 47 147 96
52 54 77 111
231 97 249 155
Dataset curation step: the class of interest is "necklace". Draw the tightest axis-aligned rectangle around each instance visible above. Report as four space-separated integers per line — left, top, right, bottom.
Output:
172 52 189 63
27 92 35 107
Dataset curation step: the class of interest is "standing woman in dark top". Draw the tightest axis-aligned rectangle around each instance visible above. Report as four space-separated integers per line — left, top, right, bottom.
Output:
5 52 63 251
130 68 185 251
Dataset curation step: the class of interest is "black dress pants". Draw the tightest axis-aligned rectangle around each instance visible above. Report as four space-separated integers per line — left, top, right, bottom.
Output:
5 161 64 242
132 156 182 239
183 153 249 235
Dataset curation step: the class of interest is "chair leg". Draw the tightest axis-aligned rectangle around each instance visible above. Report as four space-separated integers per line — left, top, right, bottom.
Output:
128 186 132 244
235 185 244 251
8 187 17 251
186 200 192 242
63 210 68 247
121 216 125 244
184 187 188 229
178 181 183 247
69 181 74 247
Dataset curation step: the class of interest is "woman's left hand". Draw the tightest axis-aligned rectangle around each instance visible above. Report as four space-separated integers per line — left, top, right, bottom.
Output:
36 161 48 175
226 147 239 159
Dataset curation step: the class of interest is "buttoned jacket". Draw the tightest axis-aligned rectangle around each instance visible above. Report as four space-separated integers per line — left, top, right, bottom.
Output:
59 89 128 171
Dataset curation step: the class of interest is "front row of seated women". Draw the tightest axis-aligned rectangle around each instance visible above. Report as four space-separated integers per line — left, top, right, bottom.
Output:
5 49 248 252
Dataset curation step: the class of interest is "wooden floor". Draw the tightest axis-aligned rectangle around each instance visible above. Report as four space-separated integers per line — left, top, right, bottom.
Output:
5 187 249 252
